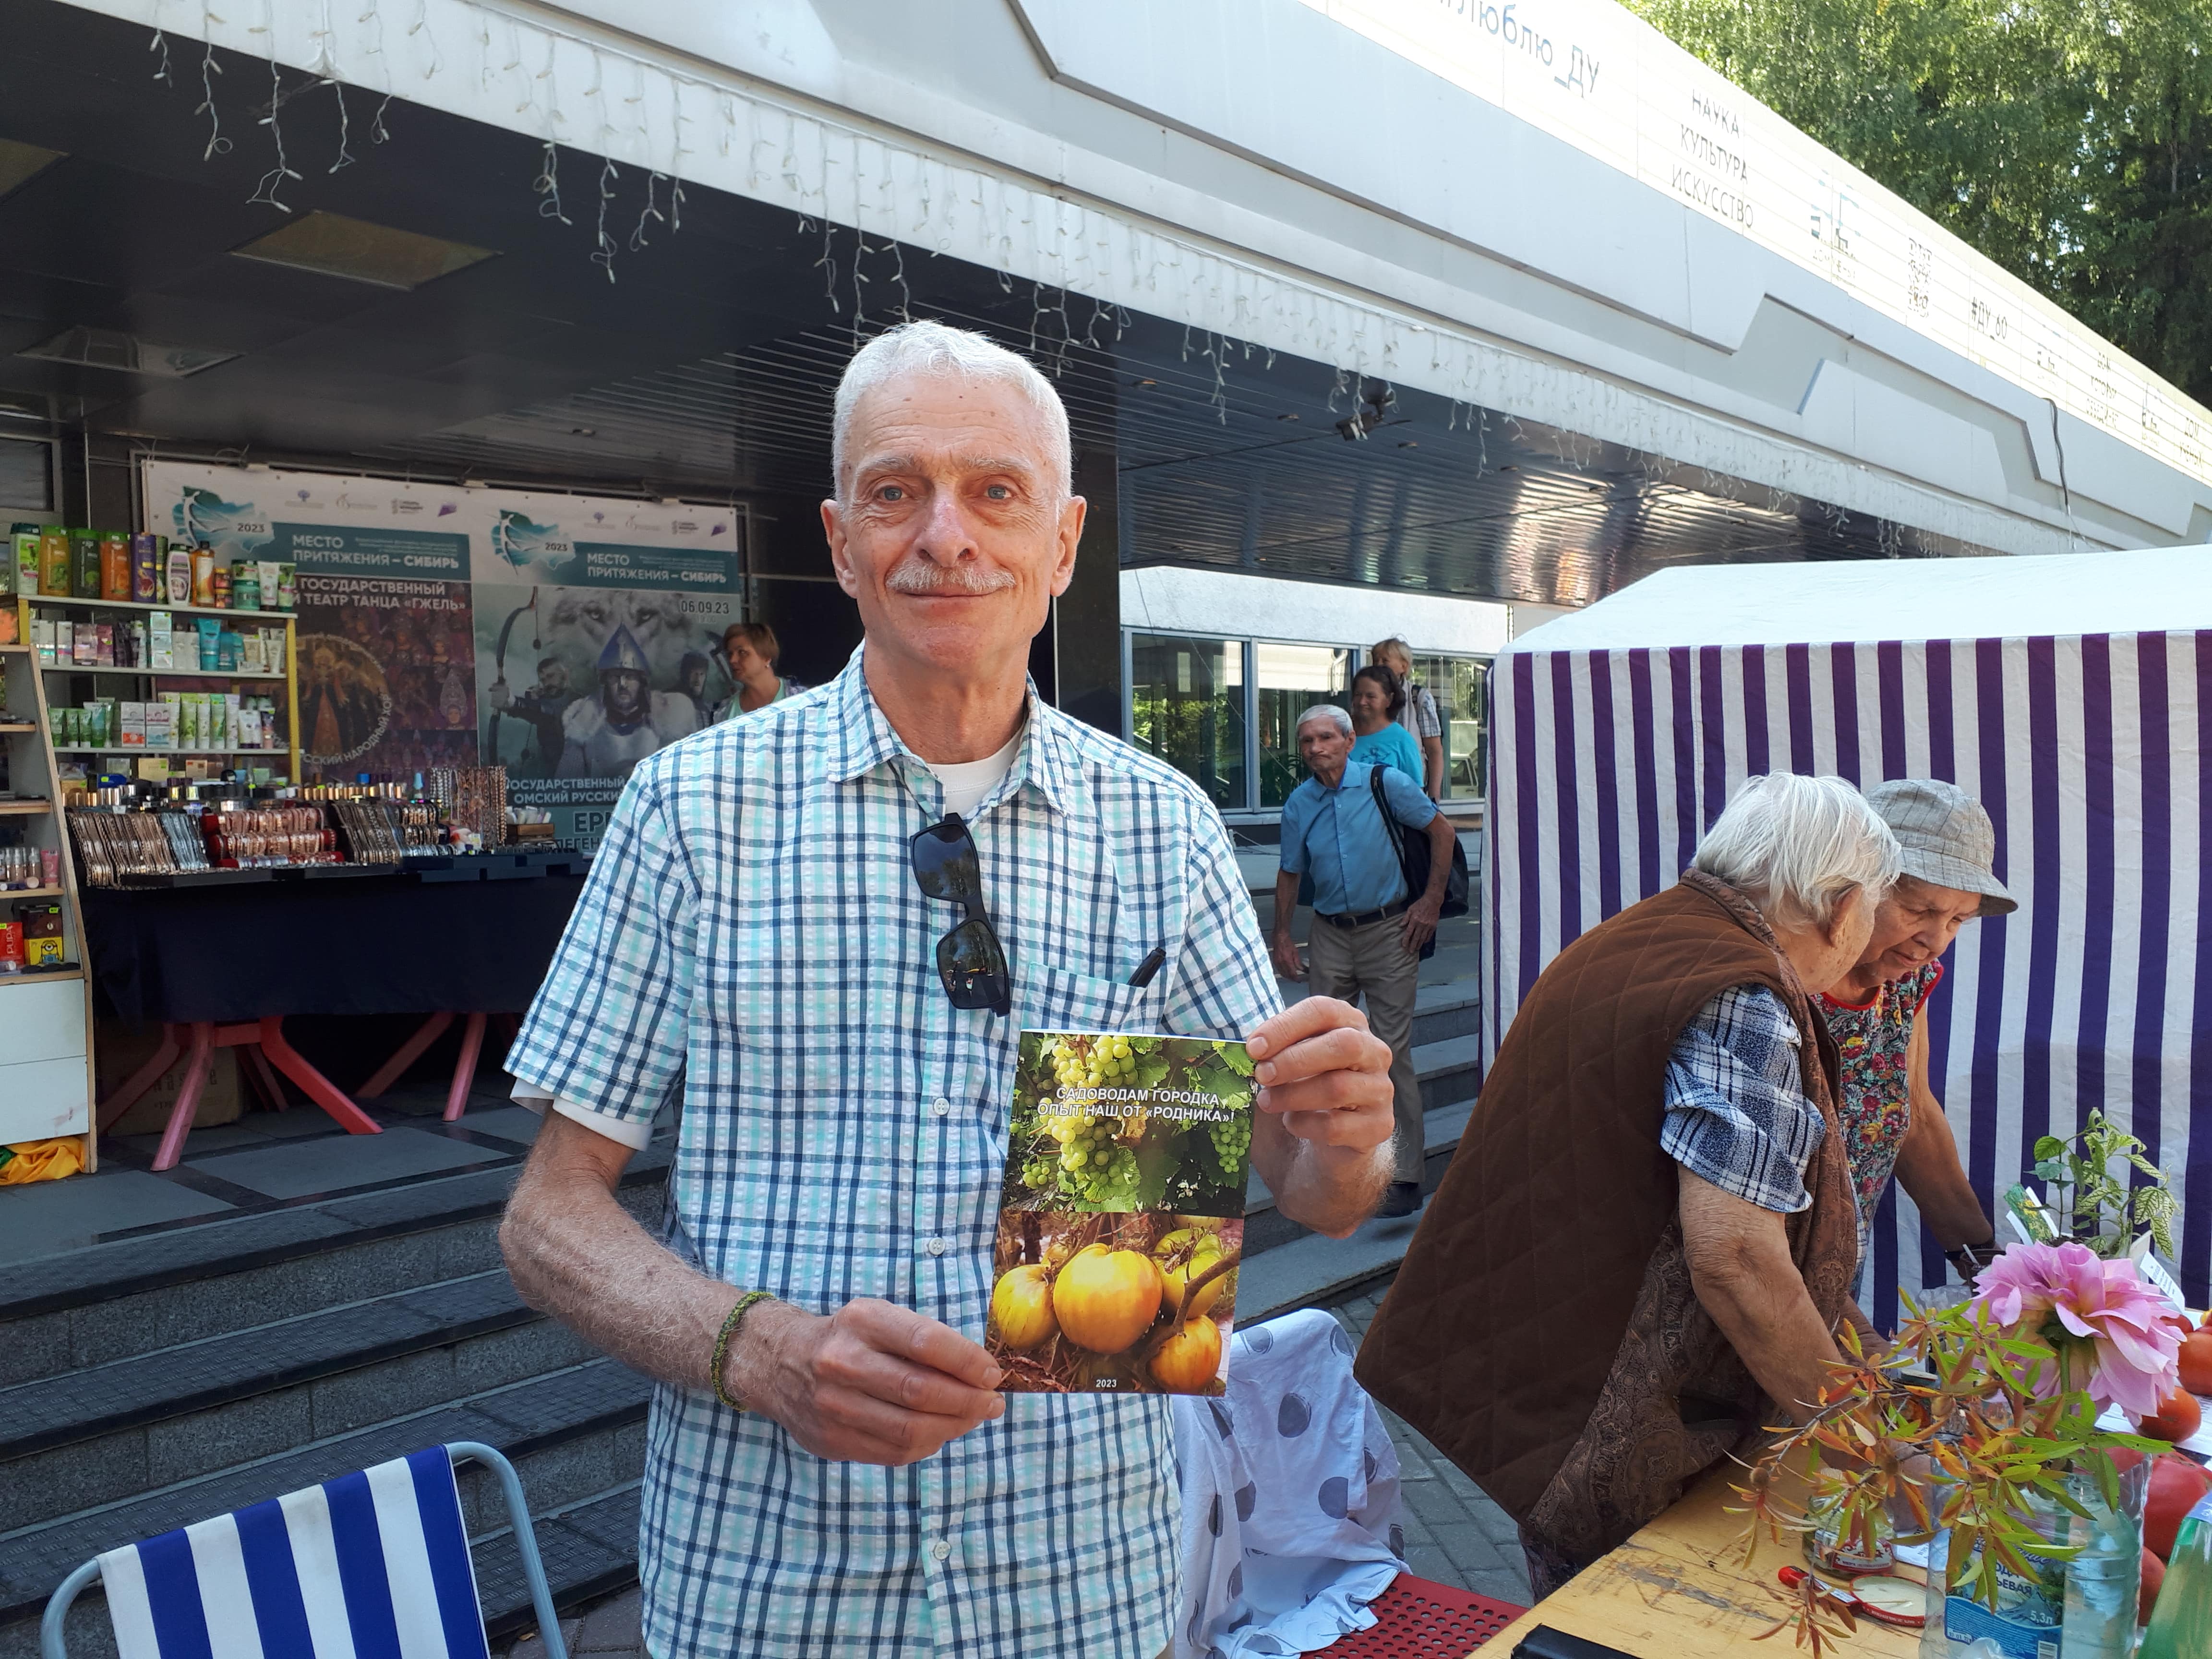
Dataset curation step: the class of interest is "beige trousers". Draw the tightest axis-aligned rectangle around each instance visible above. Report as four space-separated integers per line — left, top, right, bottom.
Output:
1306 911 1423 1182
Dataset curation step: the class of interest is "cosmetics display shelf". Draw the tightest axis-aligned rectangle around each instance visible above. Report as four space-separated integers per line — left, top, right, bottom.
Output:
0 641 96 1165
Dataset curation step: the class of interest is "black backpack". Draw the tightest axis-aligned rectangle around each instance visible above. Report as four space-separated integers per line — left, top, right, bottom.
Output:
1371 766 1469 960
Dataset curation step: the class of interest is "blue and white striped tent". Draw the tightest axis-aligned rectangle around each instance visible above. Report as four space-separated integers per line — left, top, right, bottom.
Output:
1484 547 2212 1325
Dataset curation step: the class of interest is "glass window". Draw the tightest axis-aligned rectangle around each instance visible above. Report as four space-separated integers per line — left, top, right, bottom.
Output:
1129 634 1246 811
1256 643 1352 808
1403 653 1491 800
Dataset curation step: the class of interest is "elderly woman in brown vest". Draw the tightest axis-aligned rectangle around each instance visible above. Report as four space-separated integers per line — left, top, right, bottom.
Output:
1358 774 1901 1598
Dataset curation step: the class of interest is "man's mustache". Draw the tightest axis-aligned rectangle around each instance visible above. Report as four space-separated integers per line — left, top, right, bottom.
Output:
885 559 1017 596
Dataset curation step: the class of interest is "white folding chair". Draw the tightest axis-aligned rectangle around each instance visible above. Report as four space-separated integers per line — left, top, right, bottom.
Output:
41 1442 568 1659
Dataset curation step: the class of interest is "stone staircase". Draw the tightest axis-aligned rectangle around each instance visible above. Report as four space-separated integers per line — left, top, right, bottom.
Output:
0 1139 668 1658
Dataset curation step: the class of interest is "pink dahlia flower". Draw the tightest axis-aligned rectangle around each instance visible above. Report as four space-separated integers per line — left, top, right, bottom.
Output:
1968 1239 2184 1416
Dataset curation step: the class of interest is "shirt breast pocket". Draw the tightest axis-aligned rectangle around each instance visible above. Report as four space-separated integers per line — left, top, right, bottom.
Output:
1021 962 1170 1035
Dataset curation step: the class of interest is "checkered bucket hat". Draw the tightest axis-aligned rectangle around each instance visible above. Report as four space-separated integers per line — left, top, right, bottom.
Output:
1864 778 2016 917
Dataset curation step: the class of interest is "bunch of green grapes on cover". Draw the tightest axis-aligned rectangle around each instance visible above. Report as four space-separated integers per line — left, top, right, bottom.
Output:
1035 1036 1143 1202
1206 1113 1252 1177
1050 1034 1138 1088
1041 1108 1140 1202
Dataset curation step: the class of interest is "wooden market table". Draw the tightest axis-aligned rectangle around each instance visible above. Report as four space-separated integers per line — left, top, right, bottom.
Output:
1483 1467 1922 1659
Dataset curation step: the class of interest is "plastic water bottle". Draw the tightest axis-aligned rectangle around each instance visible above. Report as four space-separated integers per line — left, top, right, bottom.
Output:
2140 1489 2212 1659
2058 1488 2142 1658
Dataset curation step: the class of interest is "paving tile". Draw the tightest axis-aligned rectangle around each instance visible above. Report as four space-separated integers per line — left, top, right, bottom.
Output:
240 1106 365 1140
447 1105 547 1146
191 1126 512 1200
1401 1478 1484 1529
1426 1520 1514 1574
502 1618 581 1659
116 1121 276 1156
576 1587 644 1650
0 1170 233 1268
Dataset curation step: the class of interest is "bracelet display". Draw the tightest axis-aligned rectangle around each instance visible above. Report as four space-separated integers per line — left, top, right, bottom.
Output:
711 1289 776 1412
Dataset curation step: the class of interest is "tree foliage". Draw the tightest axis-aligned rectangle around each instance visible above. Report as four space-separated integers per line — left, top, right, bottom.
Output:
1624 0 2212 406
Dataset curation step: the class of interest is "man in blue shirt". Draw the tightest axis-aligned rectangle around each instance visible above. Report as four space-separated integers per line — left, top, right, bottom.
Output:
1273 703 1459 1217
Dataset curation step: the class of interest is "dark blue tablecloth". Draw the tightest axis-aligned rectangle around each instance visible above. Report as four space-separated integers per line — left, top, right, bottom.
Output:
82 869 587 1023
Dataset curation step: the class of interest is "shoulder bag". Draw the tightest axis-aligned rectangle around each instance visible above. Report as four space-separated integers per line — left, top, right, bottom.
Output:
1370 767 1469 962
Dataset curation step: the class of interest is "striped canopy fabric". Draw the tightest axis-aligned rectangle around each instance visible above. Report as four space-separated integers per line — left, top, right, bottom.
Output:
1486 625 2212 1325
96 1447 490 1659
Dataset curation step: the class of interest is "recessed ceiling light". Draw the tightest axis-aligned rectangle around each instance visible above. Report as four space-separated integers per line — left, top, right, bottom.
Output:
17 327 237 378
0 139 63 200
231 210 495 289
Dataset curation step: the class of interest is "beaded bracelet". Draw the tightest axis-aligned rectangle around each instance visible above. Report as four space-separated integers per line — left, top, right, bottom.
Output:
711 1289 775 1411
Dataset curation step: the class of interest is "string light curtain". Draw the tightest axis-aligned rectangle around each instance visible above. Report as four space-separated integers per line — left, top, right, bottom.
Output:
72 0 2037 558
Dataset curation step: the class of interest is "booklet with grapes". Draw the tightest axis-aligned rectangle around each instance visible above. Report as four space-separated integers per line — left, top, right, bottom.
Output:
987 1029 1255 1395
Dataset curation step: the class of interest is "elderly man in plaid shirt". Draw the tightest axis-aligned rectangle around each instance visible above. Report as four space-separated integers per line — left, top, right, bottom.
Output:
498 321 1397 1659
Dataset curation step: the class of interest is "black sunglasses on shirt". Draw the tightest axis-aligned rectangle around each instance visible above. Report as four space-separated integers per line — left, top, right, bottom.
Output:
908 813 1013 1016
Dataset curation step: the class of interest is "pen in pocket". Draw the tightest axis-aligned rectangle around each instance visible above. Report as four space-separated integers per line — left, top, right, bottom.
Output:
1127 946 1167 988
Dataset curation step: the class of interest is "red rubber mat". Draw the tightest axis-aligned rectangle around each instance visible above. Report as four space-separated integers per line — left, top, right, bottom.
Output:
1313 1572 1529 1655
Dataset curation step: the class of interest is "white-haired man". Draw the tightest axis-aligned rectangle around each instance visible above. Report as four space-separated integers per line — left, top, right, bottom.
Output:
498 320 1397 1659
1360 773 1899 1599
1274 703 1459 1218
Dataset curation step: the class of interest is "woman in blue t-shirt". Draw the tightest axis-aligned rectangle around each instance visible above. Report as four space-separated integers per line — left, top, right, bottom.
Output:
1348 664 1424 780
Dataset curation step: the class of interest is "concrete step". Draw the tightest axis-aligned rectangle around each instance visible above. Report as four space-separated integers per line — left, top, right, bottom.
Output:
1239 1027 1479 1259
0 1355 654 1650
1410 985 1480 1048
0 1145 670 1385
1238 1192 1436 1325
1282 979 1479 1050
0 1271 603 1533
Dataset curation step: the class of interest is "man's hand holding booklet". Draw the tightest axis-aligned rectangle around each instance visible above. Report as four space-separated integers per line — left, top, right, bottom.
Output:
987 1028 1256 1395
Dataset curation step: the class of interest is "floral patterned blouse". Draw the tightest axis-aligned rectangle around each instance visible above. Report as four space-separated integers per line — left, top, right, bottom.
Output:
1818 960 1944 1244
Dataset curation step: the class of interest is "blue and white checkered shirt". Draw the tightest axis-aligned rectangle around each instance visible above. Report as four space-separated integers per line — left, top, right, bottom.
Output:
1660 985 1825 1215
507 647 1282 1659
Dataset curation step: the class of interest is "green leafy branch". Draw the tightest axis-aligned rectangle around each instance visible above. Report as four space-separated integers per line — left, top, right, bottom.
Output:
1732 1299 2162 1649
2029 1108 2178 1258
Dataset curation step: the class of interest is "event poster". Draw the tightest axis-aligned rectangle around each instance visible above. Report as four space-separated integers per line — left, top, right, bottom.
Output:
139 463 745 846
473 493 740 845
295 575 477 778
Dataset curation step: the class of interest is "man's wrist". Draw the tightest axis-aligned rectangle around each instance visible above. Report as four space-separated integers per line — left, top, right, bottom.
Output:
712 1290 778 1411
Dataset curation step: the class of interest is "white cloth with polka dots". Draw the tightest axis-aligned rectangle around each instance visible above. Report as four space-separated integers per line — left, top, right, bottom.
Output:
1170 1310 1407 1659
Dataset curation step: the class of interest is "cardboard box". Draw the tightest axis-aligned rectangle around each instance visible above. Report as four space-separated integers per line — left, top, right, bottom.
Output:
95 1019 242 1136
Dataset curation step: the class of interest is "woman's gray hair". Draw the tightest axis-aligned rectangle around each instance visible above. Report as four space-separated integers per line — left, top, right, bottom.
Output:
1692 774 1902 932
1295 704 1353 739
831 320 1071 501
